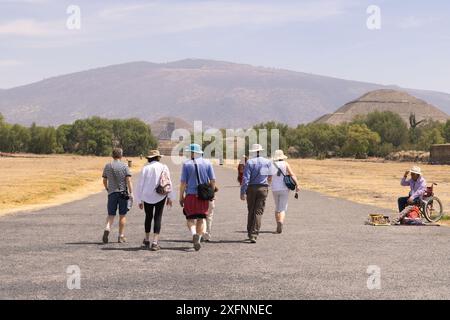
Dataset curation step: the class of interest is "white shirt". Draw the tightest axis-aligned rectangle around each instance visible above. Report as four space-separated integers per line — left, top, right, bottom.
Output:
271 160 289 192
135 161 174 204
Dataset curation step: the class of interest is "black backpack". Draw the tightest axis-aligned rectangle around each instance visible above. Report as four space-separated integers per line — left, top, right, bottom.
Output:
193 160 215 201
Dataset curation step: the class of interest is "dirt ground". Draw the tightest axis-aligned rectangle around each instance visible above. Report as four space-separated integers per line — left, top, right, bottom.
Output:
289 159 450 213
0 154 146 215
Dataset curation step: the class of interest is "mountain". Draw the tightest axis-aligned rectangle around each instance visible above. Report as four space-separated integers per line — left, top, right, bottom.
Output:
314 89 449 125
1 59 450 128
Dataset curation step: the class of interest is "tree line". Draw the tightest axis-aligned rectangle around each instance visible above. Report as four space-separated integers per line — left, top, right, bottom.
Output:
255 111 450 158
0 114 157 156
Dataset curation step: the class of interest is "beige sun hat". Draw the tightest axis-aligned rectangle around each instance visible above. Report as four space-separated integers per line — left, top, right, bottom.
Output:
272 149 288 161
249 144 264 153
410 166 421 175
146 150 164 159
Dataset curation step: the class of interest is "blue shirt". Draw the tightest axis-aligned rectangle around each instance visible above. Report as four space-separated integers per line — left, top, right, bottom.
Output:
240 156 273 195
181 157 216 195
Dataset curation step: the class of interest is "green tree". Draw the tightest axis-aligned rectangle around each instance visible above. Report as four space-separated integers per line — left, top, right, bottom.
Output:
443 120 450 143
341 124 381 158
8 124 31 152
113 118 157 156
253 122 289 156
29 124 58 154
0 113 11 152
360 111 408 147
417 127 445 150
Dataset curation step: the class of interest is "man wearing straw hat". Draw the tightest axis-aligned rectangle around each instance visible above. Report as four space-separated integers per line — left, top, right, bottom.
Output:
398 166 427 213
240 144 272 243
179 143 216 251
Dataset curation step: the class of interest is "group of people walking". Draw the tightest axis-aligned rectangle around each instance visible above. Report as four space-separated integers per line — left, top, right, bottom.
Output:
101 143 300 251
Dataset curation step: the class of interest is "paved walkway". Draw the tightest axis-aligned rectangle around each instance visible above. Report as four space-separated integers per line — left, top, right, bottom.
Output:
1 160 449 299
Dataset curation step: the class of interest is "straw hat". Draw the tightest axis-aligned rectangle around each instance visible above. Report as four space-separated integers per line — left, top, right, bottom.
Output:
249 144 264 153
272 149 288 161
146 150 163 159
410 166 421 175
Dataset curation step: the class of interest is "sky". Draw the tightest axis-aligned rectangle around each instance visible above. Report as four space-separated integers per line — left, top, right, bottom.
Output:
0 0 450 93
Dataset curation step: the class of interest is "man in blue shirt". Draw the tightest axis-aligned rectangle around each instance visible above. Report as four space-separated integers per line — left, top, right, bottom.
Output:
240 144 273 243
179 143 216 251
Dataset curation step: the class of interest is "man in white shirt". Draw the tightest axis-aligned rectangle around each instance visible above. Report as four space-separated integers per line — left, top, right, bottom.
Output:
135 150 174 251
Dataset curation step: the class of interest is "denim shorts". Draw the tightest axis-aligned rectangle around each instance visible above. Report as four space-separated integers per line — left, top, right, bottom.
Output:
107 192 129 216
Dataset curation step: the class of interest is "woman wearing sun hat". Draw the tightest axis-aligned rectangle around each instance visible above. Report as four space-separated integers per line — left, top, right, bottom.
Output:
270 149 300 234
179 143 216 251
135 150 174 251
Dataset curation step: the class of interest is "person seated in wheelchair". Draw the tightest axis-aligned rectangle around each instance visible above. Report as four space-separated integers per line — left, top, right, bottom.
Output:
393 166 427 225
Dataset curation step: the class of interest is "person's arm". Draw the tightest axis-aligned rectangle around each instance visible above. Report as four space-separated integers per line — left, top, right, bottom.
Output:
179 182 186 207
240 164 251 200
286 162 300 191
237 164 244 182
135 168 145 209
102 165 109 191
103 178 108 192
208 163 216 190
165 166 174 207
126 176 133 198
401 171 410 186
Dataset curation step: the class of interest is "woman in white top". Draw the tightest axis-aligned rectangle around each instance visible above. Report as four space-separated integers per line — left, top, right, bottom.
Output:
271 150 300 234
135 150 174 251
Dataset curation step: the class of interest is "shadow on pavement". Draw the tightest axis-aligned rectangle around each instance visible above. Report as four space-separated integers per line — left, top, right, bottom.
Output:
66 242 104 245
101 247 145 252
234 230 277 234
208 240 251 244
161 247 194 252
159 239 192 243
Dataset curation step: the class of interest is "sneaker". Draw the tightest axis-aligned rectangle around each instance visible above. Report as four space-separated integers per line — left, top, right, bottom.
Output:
142 239 150 249
102 230 110 244
203 233 211 242
193 234 201 251
276 222 283 234
150 242 161 251
250 237 257 243
118 235 127 243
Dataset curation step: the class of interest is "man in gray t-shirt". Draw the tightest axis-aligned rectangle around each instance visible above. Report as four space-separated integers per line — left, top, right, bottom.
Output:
102 160 132 194
101 148 133 244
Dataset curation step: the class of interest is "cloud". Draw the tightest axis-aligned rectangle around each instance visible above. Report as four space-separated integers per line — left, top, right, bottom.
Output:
0 59 23 67
1 0 348 48
98 0 346 34
0 19 60 36
398 15 439 29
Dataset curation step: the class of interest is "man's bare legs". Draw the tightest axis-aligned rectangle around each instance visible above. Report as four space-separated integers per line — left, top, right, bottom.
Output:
275 211 285 234
118 215 127 242
187 219 204 251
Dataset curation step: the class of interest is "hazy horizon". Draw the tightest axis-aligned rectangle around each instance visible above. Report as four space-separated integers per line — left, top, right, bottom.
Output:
1 0 450 93
2 57 450 96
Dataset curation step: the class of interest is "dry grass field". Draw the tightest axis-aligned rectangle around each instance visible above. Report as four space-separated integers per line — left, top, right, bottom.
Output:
0 155 146 215
289 159 450 213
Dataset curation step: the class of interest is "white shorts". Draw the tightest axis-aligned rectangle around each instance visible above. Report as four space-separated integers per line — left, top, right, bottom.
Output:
272 190 289 212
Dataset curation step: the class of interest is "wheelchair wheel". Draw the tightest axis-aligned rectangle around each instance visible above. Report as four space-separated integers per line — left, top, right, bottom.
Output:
423 197 444 223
